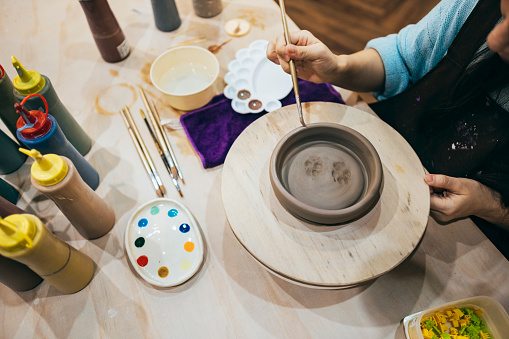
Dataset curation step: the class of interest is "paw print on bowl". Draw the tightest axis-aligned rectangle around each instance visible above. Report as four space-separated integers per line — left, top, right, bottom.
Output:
224 40 293 114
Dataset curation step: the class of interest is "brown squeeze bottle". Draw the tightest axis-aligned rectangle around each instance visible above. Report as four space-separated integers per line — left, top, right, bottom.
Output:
0 213 94 294
0 196 43 292
78 0 131 63
20 148 116 240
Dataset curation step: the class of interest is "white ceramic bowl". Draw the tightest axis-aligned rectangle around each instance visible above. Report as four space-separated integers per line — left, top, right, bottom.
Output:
150 46 219 111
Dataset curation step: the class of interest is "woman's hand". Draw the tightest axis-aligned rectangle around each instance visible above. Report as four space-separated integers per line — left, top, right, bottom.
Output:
266 30 386 92
424 174 509 227
266 30 342 84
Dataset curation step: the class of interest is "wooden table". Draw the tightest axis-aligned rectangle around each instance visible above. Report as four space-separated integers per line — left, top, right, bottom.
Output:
0 1 508 338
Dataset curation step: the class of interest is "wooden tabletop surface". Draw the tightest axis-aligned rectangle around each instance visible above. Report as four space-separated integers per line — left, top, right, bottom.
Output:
1 0 508 338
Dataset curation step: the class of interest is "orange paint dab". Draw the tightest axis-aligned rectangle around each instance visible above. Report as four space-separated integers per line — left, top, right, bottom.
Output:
184 241 195 252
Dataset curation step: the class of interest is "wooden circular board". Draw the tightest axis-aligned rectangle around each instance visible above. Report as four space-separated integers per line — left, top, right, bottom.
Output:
222 102 430 288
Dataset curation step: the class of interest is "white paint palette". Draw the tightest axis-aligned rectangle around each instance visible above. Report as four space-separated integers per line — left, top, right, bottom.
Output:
224 40 293 114
125 199 204 287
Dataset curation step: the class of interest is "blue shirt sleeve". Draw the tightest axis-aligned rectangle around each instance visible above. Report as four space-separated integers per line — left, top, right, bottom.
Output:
365 0 478 100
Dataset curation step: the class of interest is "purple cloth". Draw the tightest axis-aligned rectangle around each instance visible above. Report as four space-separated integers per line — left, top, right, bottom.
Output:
180 80 344 168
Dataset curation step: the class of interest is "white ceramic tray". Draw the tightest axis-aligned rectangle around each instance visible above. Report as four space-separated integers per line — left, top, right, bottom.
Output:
125 198 204 287
224 40 293 114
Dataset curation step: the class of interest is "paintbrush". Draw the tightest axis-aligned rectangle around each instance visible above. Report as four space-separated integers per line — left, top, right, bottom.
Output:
119 107 165 197
139 87 183 197
139 108 182 197
150 100 184 183
278 0 306 127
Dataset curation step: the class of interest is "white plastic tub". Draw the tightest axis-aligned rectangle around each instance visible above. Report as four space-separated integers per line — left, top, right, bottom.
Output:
403 296 509 339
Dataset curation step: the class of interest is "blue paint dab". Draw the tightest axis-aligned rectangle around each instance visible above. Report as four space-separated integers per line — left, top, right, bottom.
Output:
179 223 190 233
168 209 178 217
138 218 148 227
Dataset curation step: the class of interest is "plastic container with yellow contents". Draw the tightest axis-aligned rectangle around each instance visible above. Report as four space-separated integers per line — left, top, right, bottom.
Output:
403 296 509 339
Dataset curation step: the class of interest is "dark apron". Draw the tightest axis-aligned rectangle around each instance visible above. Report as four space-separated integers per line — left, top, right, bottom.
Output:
369 0 509 257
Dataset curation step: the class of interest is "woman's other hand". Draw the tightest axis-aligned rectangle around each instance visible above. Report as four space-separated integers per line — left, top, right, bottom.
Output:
424 174 509 227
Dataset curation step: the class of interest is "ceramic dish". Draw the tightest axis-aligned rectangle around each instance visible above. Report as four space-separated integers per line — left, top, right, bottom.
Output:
270 123 383 225
151 46 219 111
224 40 293 114
125 198 204 287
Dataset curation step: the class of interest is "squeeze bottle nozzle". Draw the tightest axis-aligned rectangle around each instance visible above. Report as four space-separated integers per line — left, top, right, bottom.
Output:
0 216 35 250
15 93 51 139
19 148 68 186
11 56 45 95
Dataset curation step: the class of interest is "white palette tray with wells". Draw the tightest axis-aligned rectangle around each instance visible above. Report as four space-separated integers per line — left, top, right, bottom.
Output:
224 40 293 114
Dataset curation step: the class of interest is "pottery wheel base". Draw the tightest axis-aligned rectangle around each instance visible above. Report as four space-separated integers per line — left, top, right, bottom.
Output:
222 102 430 288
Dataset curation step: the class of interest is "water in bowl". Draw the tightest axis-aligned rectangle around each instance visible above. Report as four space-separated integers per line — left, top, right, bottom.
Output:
159 63 213 95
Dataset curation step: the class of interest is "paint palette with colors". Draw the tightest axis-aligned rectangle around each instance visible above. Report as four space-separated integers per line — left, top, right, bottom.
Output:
224 40 293 114
125 199 204 287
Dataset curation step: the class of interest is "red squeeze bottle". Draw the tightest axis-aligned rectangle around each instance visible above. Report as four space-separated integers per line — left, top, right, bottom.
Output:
78 0 130 63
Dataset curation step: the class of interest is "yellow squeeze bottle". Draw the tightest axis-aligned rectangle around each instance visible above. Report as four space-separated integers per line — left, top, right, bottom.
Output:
0 214 94 294
20 148 115 239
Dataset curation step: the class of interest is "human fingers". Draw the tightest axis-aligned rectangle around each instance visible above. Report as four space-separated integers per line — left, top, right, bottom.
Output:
287 42 329 62
266 40 280 65
424 174 463 193
275 34 290 63
487 19 509 63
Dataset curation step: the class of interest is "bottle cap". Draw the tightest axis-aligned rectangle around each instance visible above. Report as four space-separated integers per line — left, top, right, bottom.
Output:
11 56 46 95
0 215 36 251
15 93 52 139
19 148 68 186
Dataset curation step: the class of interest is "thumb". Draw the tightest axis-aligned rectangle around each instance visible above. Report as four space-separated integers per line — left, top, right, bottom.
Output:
424 174 461 192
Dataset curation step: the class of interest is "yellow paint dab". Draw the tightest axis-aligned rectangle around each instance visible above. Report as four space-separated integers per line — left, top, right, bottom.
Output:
180 259 192 270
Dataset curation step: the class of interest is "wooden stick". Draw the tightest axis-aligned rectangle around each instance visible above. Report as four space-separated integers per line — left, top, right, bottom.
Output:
139 88 183 196
279 0 306 127
119 107 165 197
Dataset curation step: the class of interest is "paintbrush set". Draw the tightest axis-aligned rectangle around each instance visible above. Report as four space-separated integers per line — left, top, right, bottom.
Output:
119 89 184 198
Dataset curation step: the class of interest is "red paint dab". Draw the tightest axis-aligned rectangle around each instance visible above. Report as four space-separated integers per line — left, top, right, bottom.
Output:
137 255 148 267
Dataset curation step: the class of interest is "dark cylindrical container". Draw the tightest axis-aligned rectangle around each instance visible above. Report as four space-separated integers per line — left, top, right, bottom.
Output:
0 197 43 292
0 130 27 175
0 178 20 205
150 0 181 32
79 0 131 63
192 0 222 18
0 65 20 138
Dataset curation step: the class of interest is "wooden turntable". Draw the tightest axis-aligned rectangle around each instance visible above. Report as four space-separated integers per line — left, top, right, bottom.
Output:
222 102 430 288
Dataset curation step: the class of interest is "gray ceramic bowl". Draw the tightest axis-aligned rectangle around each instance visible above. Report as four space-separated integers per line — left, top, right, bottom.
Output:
269 123 383 225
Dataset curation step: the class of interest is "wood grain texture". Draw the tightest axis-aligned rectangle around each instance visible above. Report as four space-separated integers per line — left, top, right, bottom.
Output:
222 102 430 287
278 0 441 54
1 1 509 338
